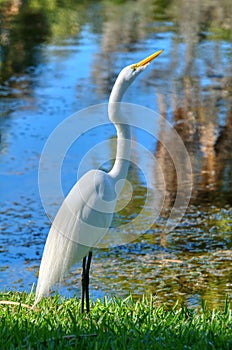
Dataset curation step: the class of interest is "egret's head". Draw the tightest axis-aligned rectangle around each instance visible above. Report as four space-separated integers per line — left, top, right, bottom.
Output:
119 50 163 85
109 50 163 121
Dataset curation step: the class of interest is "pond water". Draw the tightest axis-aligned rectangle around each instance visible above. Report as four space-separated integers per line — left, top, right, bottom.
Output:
0 0 232 309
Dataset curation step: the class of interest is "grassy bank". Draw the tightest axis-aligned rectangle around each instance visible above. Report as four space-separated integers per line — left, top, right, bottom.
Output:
0 292 231 349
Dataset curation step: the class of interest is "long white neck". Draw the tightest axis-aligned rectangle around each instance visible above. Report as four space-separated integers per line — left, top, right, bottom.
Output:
108 122 131 181
108 74 132 182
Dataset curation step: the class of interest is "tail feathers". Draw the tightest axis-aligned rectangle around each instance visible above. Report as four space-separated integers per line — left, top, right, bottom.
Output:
33 227 90 306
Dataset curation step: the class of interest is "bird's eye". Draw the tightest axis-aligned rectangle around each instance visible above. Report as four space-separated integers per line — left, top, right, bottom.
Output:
130 64 137 71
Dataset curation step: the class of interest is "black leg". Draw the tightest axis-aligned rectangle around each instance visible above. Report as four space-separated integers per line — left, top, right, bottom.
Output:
81 251 92 313
86 251 92 313
81 256 86 314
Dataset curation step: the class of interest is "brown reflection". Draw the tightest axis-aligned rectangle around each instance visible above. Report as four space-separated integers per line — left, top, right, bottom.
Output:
199 122 217 190
91 0 157 96
89 0 232 208
1 0 21 17
155 81 232 209
156 95 177 215
214 108 232 186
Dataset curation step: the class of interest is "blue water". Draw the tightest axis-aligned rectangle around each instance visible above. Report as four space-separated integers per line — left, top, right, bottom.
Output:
1 3 231 308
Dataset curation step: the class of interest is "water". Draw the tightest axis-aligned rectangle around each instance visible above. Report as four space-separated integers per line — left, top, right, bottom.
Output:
0 0 232 308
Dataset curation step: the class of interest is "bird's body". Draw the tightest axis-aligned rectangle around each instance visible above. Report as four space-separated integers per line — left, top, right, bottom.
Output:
35 169 116 304
34 50 163 310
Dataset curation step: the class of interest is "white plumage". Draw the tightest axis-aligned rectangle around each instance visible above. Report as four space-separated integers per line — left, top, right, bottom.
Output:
34 50 163 308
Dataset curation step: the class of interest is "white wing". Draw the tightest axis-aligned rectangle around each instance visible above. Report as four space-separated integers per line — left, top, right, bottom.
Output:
35 169 116 304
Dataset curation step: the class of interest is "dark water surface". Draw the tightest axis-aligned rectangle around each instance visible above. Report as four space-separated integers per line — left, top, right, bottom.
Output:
1 0 232 308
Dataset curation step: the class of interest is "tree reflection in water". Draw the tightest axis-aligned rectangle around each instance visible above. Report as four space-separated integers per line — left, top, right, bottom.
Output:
0 0 231 308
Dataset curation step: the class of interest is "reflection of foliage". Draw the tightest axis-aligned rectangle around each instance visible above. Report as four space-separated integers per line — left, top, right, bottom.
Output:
0 0 86 81
167 0 232 41
1 0 232 82
0 0 232 311
25 0 86 38
208 27 232 41
1 8 50 80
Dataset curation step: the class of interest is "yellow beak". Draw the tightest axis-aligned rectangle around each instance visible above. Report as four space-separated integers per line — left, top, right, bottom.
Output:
131 49 163 69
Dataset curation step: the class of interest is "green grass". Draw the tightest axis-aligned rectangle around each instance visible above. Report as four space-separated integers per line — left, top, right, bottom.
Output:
0 292 231 349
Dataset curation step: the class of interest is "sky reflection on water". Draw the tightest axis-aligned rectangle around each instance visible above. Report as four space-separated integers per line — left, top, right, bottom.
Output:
0 0 232 308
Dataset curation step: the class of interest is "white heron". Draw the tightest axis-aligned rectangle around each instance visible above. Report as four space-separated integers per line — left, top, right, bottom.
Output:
34 50 163 312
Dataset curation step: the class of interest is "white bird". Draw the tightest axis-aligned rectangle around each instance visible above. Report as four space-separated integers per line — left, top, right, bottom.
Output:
34 50 163 312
